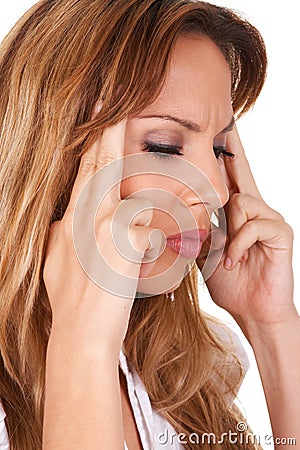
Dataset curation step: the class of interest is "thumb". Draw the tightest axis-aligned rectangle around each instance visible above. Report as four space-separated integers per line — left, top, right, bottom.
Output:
142 228 165 276
126 225 165 278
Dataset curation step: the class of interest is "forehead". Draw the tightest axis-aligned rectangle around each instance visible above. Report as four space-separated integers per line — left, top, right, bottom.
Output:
141 36 232 127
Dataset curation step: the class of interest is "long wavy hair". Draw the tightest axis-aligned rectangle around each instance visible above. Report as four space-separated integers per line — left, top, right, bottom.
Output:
0 1 267 448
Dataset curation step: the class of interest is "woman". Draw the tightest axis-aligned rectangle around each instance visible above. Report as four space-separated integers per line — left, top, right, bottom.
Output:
0 0 298 449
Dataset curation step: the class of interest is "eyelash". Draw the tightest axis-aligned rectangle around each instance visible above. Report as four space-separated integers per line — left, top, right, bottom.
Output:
142 142 235 160
142 142 183 160
213 145 235 159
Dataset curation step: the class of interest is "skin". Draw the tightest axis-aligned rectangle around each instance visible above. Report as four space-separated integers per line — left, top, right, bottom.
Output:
43 36 299 449
122 36 231 291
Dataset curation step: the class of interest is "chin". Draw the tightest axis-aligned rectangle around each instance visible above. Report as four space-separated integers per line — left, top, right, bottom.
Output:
136 255 192 298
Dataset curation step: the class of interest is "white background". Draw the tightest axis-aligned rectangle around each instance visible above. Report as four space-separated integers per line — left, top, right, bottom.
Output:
1 2 299 449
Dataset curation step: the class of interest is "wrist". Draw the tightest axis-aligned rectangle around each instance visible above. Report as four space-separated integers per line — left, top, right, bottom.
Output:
49 312 128 359
238 311 300 349
47 328 122 368
243 314 300 444
50 295 134 349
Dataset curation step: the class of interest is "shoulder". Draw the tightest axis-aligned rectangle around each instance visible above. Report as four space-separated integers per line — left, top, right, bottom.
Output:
0 402 9 449
205 318 250 405
207 319 250 374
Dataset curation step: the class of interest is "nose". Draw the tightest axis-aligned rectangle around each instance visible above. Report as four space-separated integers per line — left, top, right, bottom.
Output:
179 151 230 211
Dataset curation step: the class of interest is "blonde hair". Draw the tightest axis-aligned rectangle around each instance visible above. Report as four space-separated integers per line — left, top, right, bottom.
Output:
0 0 266 448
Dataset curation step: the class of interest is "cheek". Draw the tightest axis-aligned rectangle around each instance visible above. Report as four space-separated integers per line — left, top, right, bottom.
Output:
120 174 152 200
120 173 179 200
120 177 136 200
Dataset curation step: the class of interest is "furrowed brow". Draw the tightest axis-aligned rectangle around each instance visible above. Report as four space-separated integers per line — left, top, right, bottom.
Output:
137 114 235 134
137 114 201 132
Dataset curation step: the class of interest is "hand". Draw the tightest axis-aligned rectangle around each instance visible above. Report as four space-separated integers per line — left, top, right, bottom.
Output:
197 125 296 338
43 118 160 346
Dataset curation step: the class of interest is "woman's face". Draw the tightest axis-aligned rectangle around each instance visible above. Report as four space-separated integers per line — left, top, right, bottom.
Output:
121 36 233 295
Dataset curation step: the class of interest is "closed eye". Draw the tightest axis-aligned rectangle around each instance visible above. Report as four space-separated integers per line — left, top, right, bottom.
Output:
142 141 183 160
213 145 235 159
142 141 235 160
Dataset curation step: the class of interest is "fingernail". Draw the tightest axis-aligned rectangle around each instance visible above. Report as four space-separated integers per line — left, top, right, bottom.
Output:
224 257 232 270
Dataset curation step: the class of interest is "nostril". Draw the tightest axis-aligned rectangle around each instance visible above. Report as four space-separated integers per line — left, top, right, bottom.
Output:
176 166 230 210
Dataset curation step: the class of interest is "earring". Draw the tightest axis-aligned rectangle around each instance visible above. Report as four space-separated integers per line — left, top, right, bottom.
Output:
166 291 175 302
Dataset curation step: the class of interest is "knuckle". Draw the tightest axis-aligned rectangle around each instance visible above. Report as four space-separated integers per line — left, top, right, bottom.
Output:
229 192 240 204
128 228 141 250
268 204 285 222
50 220 61 233
230 192 248 210
129 226 151 253
276 211 286 223
137 210 153 228
276 212 285 222
79 158 101 175
98 149 116 167
79 149 117 175
283 222 294 241
245 219 259 234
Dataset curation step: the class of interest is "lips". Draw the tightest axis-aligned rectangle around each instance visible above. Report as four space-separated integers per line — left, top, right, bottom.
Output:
166 228 208 259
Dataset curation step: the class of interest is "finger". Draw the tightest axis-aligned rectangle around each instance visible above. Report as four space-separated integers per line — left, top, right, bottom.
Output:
66 118 127 216
225 125 263 200
226 193 284 241
90 118 127 205
200 225 226 255
111 196 160 263
135 228 165 278
224 218 289 270
115 225 164 274
127 226 163 256
196 225 227 271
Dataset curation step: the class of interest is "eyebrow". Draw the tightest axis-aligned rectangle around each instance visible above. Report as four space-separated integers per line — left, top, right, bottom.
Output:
221 116 235 133
137 114 235 134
